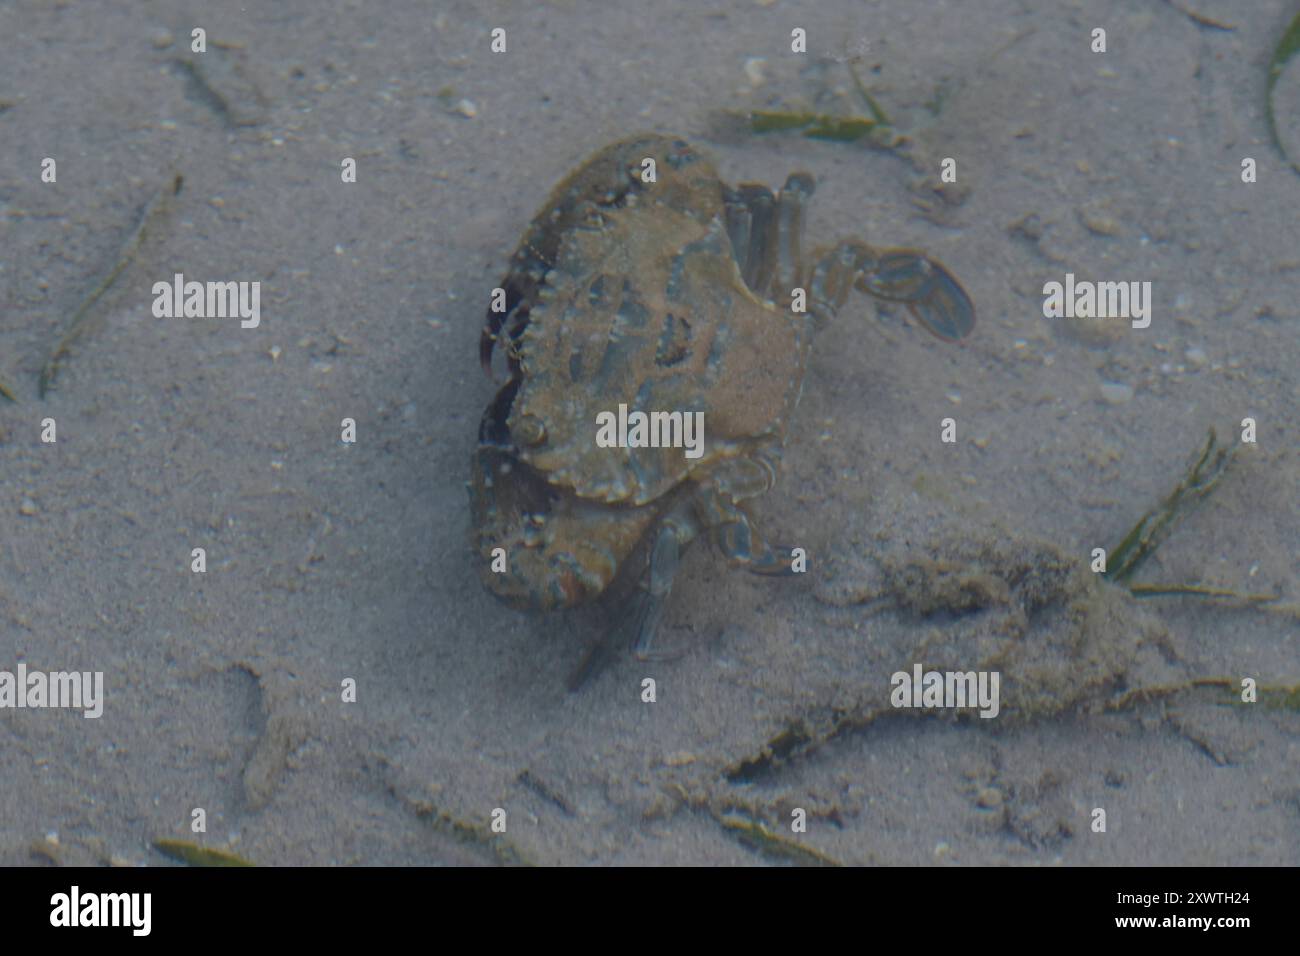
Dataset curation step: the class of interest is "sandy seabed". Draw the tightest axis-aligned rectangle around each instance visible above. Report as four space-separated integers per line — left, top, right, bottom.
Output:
0 0 1297 866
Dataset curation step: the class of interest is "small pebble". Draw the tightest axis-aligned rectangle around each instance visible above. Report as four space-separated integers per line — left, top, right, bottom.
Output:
743 57 767 86
450 98 477 118
149 28 175 50
1079 206 1121 237
976 787 1003 809
1185 346 1208 369
19 497 38 516
1099 382 1134 405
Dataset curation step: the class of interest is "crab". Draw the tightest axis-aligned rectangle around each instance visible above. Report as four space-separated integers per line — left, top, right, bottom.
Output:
469 134 974 664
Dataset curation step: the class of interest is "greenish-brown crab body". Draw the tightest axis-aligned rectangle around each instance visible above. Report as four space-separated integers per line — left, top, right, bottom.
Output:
469 134 974 657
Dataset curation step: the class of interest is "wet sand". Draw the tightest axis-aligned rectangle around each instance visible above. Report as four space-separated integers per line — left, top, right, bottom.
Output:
0 0 1297 865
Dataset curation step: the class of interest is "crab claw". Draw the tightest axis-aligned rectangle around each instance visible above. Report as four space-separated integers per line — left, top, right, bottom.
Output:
855 249 976 341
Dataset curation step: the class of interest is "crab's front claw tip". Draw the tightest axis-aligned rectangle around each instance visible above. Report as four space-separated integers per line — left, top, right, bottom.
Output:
855 250 975 340
907 263 976 341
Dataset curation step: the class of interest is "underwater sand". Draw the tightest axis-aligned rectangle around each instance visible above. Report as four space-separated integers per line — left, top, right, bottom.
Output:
0 0 1297 865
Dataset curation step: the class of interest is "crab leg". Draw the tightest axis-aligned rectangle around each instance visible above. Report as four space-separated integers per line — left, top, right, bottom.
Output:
625 505 702 661
696 484 795 577
723 186 754 279
725 173 816 305
771 173 814 303
737 184 777 293
686 448 795 577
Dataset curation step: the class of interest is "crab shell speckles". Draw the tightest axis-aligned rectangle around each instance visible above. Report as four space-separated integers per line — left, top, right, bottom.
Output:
508 204 809 506
470 133 974 622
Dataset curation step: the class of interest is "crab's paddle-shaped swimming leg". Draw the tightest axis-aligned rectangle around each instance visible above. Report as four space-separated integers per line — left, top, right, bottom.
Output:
619 445 796 663
575 495 709 664
572 449 796 678
566 502 702 687
624 509 699 661
809 239 976 340
616 476 794 670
